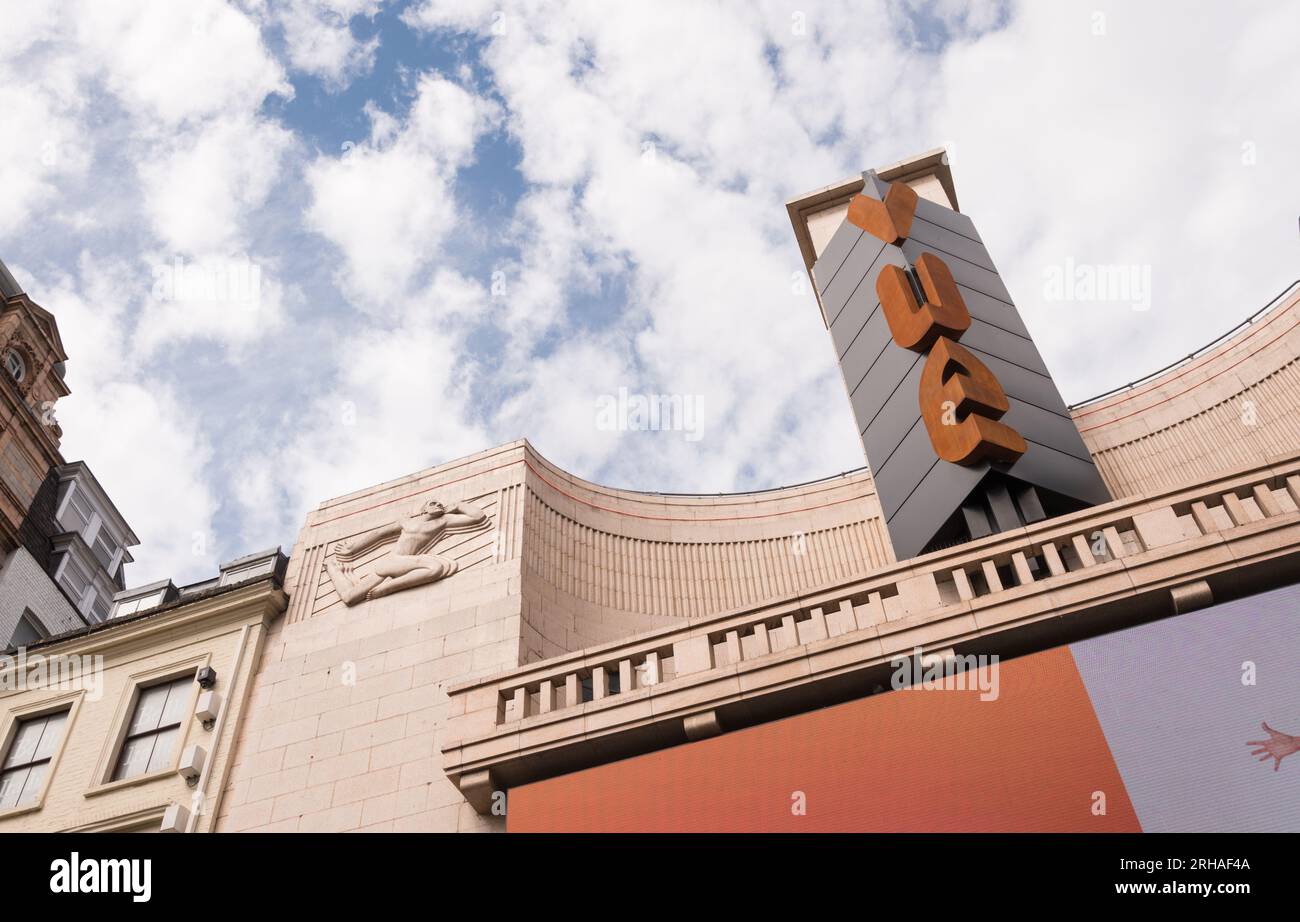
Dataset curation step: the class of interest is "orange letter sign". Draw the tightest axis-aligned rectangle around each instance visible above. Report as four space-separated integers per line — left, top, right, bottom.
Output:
846 181 918 245
919 337 1027 465
856 180 1026 466
876 252 971 352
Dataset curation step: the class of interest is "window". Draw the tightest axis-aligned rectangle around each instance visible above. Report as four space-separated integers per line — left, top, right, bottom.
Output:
112 592 163 618
61 488 94 536
113 675 192 781
90 594 111 625
91 529 118 570
0 711 68 810
3 348 24 383
56 553 91 606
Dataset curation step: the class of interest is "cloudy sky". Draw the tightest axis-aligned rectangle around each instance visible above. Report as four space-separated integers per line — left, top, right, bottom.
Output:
1 0 1296 587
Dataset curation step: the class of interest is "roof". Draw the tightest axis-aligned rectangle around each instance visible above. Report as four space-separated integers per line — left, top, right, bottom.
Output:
0 257 23 299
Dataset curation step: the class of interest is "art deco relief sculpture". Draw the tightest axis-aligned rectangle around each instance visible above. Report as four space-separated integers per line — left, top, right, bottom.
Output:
325 498 489 606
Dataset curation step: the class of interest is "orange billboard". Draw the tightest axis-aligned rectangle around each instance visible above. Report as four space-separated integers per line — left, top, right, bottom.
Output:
508 645 1139 832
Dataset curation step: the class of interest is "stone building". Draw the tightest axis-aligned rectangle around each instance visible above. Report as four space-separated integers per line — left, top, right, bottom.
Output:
0 550 286 827
4 150 1300 832
0 263 139 642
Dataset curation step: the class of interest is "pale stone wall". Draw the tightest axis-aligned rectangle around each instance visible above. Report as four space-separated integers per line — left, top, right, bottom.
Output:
216 443 524 832
219 439 892 830
520 448 891 661
1073 287 1300 498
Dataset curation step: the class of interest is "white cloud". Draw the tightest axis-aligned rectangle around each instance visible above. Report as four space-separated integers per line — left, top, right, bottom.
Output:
268 0 383 89
305 74 498 308
229 268 492 544
23 257 221 586
72 0 290 126
131 253 289 356
0 16 90 230
493 333 635 476
408 1 878 490
924 0 1300 400
139 113 294 256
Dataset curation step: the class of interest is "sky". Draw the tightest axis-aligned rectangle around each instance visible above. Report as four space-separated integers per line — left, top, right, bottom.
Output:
0 0 1296 587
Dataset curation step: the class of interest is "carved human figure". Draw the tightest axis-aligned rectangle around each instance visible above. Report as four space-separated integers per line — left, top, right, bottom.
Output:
325 498 488 606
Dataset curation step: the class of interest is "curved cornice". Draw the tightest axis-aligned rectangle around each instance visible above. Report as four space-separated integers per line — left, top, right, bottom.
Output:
1070 283 1300 498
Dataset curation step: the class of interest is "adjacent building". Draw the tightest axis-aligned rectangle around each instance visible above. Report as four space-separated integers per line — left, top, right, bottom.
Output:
0 549 286 828
0 263 140 644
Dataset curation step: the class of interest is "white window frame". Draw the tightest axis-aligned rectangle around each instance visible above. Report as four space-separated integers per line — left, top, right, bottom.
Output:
88 657 206 796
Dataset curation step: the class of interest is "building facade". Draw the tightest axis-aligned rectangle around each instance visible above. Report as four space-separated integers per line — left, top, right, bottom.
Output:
0 550 286 829
0 264 139 645
3 152 1299 832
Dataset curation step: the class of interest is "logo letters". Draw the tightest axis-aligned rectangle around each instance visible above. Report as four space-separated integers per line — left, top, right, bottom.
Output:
919 338 1027 464
850 181 1026 466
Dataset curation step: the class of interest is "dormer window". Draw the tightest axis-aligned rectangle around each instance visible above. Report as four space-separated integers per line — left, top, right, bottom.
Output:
3 348 24 382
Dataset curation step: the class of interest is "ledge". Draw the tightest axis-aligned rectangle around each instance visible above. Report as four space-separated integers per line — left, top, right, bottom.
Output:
443 451 1300 810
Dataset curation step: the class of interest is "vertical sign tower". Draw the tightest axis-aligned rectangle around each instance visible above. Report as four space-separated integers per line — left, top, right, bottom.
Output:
788 151 1110 559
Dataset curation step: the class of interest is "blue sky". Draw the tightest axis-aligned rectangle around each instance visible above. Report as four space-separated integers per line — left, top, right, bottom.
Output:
1 0 1296 587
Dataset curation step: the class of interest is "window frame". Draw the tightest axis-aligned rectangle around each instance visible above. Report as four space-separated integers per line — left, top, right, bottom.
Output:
3 348 25 383
111 674 193 783
89 657 205 796
0 690 84 818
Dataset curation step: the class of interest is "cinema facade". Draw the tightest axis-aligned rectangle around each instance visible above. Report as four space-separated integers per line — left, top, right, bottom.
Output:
3 150 1300 833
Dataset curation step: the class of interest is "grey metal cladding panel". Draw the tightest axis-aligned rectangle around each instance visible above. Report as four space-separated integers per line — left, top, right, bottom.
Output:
880 442 1110 559
959 285 1032 339
899 238 1012 305
884 439 1110 559
812 218 865 293
958 319 1049 376
828 245 905 356
849 344 922 434
869 394 1095 518
1005 440 1112 505
911 194 983 244
1000 399 1095 463
860 171 889 200
873 419 948 520
861 360 926 472
820 233 888 329
828 272 876 358
838 307 892 395
964 345 1071 417
905 216 997 273
885 456 989 559
861 357 1094 482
